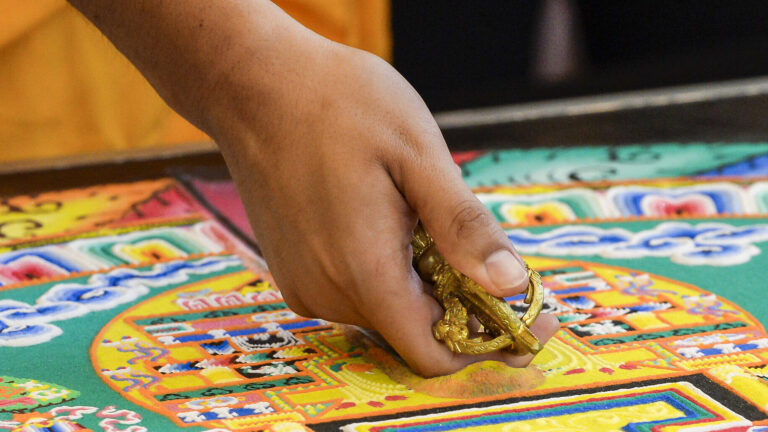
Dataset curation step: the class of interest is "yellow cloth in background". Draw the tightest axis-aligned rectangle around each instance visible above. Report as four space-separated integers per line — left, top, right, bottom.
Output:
0 0 391 163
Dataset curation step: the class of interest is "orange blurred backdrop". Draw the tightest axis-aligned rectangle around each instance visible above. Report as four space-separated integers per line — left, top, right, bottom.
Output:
0 0 390 163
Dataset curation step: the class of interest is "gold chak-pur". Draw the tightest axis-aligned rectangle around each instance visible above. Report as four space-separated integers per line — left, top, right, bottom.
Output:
411 223 544 355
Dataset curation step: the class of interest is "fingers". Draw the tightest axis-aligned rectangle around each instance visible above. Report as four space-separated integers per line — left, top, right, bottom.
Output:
376 124 561 375
500 312 561 367
360 271 514 376
396 146 529 298
362 266 562 376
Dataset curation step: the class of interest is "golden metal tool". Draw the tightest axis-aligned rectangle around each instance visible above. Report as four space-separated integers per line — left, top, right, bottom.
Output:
411 223 544 355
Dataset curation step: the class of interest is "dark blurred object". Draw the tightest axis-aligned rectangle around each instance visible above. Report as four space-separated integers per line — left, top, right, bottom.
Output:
392 0 768 112
392 1 538 111
435 78 768 149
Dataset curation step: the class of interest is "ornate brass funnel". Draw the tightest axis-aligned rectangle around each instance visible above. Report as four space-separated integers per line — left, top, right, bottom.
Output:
411 223 544 355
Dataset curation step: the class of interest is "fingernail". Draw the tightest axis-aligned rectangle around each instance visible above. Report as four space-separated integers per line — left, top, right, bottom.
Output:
485 250 528 293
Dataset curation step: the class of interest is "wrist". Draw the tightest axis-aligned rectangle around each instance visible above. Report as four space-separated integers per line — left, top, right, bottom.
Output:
208 31 350 160
205 30 328 138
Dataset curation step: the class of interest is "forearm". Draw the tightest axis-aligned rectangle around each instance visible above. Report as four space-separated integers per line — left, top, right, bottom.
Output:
67 0 324 140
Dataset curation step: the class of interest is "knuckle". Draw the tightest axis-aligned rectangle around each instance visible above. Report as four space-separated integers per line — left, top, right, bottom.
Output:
449 199 494 242
506 353 535 368
412 358 458 378
278 288 313 318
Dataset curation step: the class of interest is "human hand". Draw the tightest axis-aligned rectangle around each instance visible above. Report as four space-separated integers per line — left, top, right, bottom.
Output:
67 0 558 377
212 33 559 377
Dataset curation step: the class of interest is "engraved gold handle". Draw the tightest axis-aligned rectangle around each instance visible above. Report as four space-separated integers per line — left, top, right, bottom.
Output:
411 223 544 355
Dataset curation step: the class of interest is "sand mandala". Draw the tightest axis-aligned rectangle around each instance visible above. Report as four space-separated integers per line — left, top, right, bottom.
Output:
88 255 768 431
4 143 768 430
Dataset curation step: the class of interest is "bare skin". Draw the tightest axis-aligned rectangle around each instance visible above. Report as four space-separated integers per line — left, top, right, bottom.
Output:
68 0 559 377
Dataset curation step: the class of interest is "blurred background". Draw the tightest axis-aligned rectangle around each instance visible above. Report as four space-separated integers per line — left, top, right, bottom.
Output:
2 0 768 166
393 0 768 111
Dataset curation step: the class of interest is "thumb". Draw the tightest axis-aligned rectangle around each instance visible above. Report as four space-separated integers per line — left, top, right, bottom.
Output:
398 148 529 298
